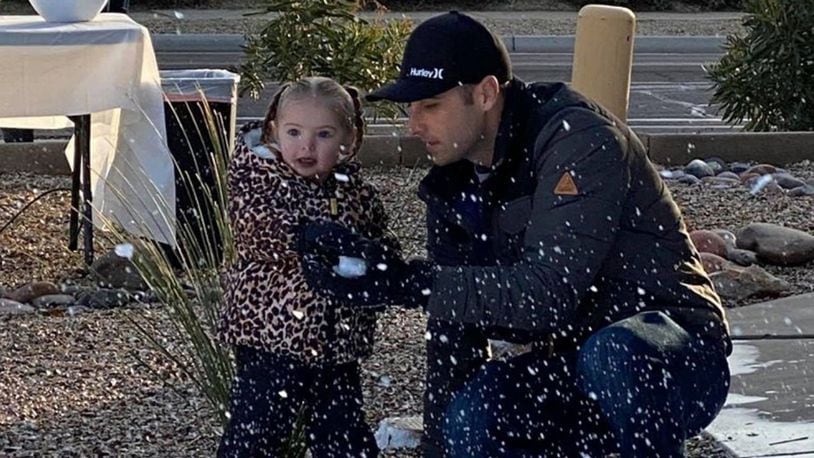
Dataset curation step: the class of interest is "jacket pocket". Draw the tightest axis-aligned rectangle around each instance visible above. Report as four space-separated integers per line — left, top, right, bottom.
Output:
495 195 532 260
498 195 532 234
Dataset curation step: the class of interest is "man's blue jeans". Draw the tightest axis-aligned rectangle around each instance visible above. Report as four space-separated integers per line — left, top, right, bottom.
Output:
436 311 730 457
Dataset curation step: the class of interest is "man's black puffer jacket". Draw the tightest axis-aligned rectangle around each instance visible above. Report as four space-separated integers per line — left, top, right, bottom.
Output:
419 78 731 354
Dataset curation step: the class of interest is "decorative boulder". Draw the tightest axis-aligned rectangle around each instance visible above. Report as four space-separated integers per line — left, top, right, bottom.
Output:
4 281 60 304
684 159 715 179
690 230 728 258
743 164 778 176
725 248 758 266
90 248 148 291
736 223 814 266
710 265 791 303
699 252 731 274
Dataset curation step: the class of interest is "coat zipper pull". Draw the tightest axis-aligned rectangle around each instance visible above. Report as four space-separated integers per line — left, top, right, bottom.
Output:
329 197 338 216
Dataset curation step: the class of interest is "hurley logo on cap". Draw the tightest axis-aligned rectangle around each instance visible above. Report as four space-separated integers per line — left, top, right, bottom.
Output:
409 67 445 80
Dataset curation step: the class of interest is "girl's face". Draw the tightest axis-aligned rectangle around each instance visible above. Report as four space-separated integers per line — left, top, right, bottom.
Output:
271 97 355 182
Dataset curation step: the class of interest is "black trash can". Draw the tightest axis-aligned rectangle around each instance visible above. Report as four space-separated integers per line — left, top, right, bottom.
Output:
160 69 240 268
105 0 129 13
1 128 34 143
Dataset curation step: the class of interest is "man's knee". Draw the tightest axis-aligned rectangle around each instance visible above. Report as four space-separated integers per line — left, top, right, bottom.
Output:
442 389 493 455
577 312 680 376
441 362 507 452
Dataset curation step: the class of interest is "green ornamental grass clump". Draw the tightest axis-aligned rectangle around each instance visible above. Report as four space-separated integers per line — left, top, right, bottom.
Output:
708 0 814 131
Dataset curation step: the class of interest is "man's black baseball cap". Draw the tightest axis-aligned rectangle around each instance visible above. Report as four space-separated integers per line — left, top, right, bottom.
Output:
366 11 512 103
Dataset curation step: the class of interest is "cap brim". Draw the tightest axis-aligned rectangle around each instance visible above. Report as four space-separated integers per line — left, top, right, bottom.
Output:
366 78 455 103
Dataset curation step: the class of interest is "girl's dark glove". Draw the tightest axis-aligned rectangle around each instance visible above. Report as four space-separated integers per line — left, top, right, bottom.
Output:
298 221 435 309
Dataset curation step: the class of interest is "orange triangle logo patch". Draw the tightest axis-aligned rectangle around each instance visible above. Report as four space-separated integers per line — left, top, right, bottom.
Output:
554 172 579 195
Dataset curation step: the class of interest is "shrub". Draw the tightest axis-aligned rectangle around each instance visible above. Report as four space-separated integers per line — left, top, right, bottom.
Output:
239 0 412 119
707 0 814 131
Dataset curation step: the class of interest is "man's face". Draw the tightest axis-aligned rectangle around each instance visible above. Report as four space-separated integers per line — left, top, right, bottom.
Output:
407 86 487 166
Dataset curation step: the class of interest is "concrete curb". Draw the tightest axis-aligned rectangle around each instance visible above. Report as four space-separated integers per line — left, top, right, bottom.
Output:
0 141 72 175
151 34 727 55
641 131 814 165
4 132 813 175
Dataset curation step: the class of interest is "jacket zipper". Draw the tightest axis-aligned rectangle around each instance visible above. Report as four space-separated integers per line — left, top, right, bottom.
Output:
323 179 339 362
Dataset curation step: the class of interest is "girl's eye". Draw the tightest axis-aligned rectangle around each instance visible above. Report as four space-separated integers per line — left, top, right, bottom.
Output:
286 128 300 137
318 130 334 139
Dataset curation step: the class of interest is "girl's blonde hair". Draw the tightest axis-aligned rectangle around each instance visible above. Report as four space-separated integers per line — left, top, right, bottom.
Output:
261 76 365 159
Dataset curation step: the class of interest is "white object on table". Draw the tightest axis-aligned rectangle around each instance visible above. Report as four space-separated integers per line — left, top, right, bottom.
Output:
0 14 176 245
28 0 109 23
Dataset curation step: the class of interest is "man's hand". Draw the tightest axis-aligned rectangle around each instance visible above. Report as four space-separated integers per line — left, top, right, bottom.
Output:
298 221 435 308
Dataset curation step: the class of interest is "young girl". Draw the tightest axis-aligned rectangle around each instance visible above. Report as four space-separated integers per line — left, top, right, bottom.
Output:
217 76 392 457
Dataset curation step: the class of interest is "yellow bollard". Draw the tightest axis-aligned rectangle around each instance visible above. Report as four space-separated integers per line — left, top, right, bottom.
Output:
571 4 636 121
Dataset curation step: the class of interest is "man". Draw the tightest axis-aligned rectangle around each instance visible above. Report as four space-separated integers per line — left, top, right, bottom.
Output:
299 11 731 457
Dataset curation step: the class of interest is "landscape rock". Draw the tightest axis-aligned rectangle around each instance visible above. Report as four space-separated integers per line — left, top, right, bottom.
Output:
90 249 147 291
690 230 728 258
32 294 76 308
4 281 60 304
772 173 807 190
710 229 737 248
728 162 752 174
743 164 778 176
0 299 36 316
788 184 814 197
701 176 740 189
736 223 814 266
705 157 725 175
76 289 132 309
699 252 731 273
739 172 761 185
725 248 758 266
678 174 701 186
659 169 686 180
715 171 740 181
684 159 715 179
710 265 792 303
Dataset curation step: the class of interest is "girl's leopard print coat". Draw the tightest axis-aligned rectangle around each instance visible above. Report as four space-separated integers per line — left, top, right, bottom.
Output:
218 122 395 364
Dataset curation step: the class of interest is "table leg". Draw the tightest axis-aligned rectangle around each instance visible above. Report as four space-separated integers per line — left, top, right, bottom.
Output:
67 115 94 264
68 129 81 251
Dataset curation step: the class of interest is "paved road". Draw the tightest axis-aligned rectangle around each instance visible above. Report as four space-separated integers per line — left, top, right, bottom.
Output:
152 34 735 132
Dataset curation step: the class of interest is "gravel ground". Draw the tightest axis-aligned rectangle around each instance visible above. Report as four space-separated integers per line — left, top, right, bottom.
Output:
4 161 812 456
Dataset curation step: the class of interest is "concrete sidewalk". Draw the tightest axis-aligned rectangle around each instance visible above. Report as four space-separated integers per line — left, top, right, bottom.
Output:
706 293 814 458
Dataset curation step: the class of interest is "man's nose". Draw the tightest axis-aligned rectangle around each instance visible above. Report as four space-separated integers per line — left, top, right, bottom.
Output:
407 110 423 136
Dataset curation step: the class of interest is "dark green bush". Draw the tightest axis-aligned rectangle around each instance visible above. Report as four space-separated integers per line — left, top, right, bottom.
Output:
239 0 411 117
708 0 814 131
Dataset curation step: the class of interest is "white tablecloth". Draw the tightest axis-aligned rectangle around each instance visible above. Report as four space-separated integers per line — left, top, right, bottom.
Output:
0 13 175 245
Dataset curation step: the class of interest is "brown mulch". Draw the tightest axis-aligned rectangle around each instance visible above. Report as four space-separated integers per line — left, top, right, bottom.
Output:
2 162 812 456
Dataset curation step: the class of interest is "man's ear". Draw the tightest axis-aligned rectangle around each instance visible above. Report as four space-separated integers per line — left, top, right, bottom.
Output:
476 75 501 111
